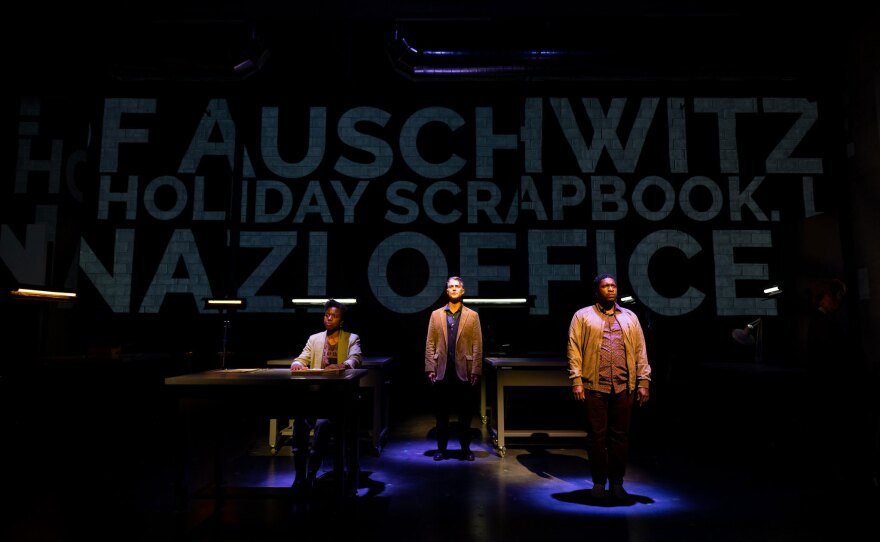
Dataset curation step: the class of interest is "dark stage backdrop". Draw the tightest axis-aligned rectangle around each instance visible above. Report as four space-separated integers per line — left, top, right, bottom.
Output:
2 45 847 394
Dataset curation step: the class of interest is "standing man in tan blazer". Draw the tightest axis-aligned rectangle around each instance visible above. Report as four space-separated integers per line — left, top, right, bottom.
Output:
425 276 483 461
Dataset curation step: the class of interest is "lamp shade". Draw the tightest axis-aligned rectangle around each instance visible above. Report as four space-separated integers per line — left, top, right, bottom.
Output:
731 327 755 345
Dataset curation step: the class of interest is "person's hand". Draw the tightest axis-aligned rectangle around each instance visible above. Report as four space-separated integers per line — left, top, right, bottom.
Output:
572 385 585 401
469 374 480 386
636 387 649 406
426 371 436 384
324 363 344 370
290 363 307 372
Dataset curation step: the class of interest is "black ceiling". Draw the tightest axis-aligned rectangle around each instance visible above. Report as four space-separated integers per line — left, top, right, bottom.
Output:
7 2 873 87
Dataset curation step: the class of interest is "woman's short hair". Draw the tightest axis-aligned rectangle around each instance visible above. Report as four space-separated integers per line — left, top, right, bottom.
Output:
324 298 348 318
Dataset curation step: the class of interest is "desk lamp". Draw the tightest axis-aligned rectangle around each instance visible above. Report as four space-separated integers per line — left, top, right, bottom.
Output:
204 298 246 370
9 286 78 359
732 318 763 363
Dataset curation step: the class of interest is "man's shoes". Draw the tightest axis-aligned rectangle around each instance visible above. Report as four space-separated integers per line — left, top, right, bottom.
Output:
433 451 445 461
609 484 630 501
590 483 607 499
464 450 475 461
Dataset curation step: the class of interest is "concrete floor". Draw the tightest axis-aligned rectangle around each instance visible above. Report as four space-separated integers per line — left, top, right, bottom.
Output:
2 362 878 542
166 410 876 542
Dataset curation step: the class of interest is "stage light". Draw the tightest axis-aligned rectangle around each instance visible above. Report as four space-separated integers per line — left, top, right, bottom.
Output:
763 285 783 298
467 298 530 306
11 287 76 301
290 298 357 306
206 298 246 308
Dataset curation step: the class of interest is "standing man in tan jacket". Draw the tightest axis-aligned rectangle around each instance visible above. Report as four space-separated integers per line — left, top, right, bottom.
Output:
568 273 651 501
425 276 483 461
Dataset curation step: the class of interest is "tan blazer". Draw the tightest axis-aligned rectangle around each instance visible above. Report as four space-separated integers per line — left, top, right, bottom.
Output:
425 305 483 381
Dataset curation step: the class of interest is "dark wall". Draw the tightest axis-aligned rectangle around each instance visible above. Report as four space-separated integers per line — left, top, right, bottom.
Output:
1 10 860 403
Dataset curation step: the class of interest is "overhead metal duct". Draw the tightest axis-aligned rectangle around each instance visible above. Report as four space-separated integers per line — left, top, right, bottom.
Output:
107 18 272 82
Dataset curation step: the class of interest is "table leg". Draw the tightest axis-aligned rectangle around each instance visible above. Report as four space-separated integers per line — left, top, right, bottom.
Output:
172 399 190 513
495 371 506 456
480 372 487 424
269 418 278 454
372 385 382 453
341 393 360 497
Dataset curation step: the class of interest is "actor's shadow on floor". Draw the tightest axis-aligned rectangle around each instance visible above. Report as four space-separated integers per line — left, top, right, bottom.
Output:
422 427 490 460
552 488 655 507
517 448 654 507
310 469 386 498
422 449 492 460
354 469 387 497
516 447 587 479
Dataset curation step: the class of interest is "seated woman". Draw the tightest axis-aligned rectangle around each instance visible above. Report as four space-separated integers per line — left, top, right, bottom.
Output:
289 299 362 492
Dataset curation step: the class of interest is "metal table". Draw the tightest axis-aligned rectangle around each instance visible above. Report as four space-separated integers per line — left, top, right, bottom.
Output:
265 356 392 455
483 357 586 456
164 367 366 509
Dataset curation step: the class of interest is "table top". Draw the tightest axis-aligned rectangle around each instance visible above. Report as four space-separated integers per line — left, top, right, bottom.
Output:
164 367 367 387
485 357 566 368
264 355 392 368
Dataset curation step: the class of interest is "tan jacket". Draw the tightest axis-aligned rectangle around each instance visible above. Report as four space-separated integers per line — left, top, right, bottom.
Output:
292 330 362 369
425 305 483 381
567 304 651 391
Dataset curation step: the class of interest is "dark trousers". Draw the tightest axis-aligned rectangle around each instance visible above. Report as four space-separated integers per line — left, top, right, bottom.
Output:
583 389 635 486
293 417 334 478
433 375 475 452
